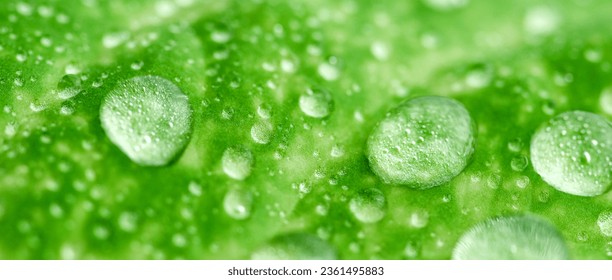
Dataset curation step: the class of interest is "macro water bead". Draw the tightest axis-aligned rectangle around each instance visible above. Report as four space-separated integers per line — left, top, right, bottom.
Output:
452 215 569 260
251 233 336 260
530 111 612 197
367 96 475 188
100 76 193 166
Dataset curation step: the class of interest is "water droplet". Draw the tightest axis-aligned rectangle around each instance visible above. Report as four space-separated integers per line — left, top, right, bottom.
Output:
531 111 612 196
452 215 569 260
408 210 429 229
465 66 492 89
367 96 475 188
222 147 254 180
172 233 187 247
118 212 137 232
510 155 529 172
299 87 333 118
102 32 129 49
524 6 560 36
250 121 273 144
423 0 469 11
93 225 110 240
257 104 271 119
331 145 345 158
349 188 386 223
251 233 336 260
370 41 390 61
280 59 296 73
404 243 419 259
211 30 231 43
188 181 202 196
223 188 253 220
100 76 193 166
56 74 82 100
317 63 339 81
516 176 530 189
49 203 64 218
597 210 612 237
16 2 33 16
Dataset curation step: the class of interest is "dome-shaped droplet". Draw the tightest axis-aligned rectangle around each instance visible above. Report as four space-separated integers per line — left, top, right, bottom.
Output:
222 147 254 180
349 188 386 223
452 215 569 260
251 233 336 260
100 76 192 166
223 188 253 220
531 111 612 197
367 96 475 188
299 87 333 118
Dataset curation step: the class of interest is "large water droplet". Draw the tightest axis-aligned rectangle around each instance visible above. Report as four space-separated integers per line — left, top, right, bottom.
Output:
452 215 569 260
251 233 336 260
100 76 192 166
349 188 386 223
299 87 333 118
367 96 475 188
531 111 612 197
222 147 254 180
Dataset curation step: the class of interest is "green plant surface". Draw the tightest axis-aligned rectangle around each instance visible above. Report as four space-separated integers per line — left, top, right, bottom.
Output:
0 0 611 260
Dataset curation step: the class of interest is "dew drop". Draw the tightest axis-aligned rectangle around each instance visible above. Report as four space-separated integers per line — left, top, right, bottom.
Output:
250 121 273 144
299 87 333 118
251 233 336 260
452 215 569 260
597 210 612 237
317 63 339 81
367 96 475 188
100 76 193 166
531 111 612 196
349 188 386 224
223 188 253 220
222 147 254 180
118 212 137 232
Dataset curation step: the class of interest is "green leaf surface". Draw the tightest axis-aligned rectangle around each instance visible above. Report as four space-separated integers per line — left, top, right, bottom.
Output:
1 0 611 259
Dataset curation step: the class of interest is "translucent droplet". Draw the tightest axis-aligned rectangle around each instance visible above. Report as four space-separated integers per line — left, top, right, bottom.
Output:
251 233 336 260
56 74 82 100
349 188 386 223
408 210 429 229
251 121 273 144
188 181 202 196
299 87 333 118
331 145 345 158
452 215 569 260
317 63 339 81
118 212 137 232
223 188 253 220
222 147 254 180
524 6 560 36
100 76 193 166
510 155 529 172
531 111 612 196
172 233 187 247
423 0 469 11
211 30 231 43
367 96 475 188
370 41 390 61
597 210 612 237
